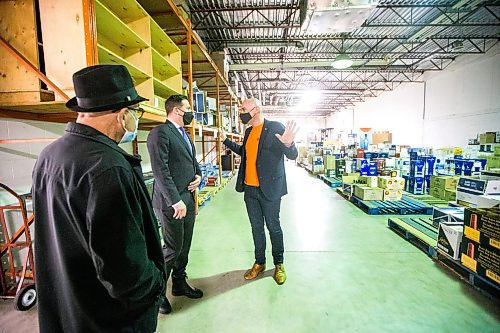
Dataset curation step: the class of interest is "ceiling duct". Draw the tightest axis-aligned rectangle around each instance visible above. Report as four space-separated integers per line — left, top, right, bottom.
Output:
302 0 379 34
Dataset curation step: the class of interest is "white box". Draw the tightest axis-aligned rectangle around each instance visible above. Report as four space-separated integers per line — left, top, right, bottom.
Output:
437 222 464 260
378 176 405 190
456 191 500 208
383 189 403 201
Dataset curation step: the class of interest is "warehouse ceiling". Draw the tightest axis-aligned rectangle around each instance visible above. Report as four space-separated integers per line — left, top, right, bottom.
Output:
186 0 500 116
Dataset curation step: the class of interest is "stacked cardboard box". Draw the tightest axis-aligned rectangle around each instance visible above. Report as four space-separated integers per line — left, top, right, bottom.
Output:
429 176 459 201
456 177 500 208
460 208 500 287
372 131 392 145
336 159 347 177
479 132 497 144
353 185 383 201
324 155 336 176
435 207 465 260
377 176 405 201
358 176 378 188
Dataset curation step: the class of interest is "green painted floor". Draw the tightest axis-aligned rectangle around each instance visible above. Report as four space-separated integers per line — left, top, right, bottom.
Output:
0 163 498 332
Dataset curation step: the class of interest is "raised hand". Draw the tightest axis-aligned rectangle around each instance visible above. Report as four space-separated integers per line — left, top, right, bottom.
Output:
275 121 299 147
219 128 227 141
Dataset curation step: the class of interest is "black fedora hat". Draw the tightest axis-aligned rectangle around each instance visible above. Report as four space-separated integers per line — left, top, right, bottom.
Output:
66 64 147 112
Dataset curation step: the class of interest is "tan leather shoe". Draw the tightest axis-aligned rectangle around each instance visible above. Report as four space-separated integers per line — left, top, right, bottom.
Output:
273 264 286 285
244 263 265 280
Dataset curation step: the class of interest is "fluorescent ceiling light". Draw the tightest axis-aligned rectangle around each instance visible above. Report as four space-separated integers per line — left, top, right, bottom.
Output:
331 53 353 69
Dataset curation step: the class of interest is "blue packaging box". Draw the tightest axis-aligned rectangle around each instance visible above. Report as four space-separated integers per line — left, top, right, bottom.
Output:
408 177 425 194
463 161 474 176
368 162 378 176
424 175 431 189
410 160 425 177
378 152 389 158
364 152 379 160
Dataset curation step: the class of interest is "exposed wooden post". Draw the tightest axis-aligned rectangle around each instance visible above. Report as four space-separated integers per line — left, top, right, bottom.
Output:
216 74 222 184
186 19 195 140
83 0 98 66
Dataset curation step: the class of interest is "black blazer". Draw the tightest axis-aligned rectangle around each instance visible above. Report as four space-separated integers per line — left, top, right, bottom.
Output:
147 120 201 209
224 119 298 201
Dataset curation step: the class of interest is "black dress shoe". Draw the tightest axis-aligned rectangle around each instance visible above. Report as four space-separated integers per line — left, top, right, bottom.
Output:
159 297 172 314
172 278 203 299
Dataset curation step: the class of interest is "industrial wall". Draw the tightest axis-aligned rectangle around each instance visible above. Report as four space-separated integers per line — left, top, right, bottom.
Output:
326 43 500 147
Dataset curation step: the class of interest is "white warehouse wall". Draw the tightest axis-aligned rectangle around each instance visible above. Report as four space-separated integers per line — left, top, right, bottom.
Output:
0 119 142 204
422 45 500 147
326 43 500 148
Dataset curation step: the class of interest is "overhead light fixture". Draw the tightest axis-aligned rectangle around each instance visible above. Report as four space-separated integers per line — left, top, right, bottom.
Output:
331 53 353 69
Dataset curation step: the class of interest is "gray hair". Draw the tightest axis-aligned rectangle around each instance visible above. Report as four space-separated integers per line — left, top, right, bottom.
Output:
246 98 263 114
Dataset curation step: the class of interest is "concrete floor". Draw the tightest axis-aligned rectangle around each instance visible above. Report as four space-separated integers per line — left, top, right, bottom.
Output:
1 162 499 332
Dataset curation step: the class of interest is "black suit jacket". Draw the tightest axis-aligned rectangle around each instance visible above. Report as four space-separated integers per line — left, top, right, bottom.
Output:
223 119 298 201
147 120 201 210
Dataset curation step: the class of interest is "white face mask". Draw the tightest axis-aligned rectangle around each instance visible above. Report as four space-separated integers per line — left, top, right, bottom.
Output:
119 109 139 144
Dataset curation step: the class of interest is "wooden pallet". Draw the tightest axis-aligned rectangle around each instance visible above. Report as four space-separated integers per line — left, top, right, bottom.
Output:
317 174 343 188
405 194 451 208
388 217 438 258
351 195 434 215
435 249 499 300
336 187 351 200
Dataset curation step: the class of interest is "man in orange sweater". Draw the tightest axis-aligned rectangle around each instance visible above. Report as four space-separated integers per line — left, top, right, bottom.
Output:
221 98 298 285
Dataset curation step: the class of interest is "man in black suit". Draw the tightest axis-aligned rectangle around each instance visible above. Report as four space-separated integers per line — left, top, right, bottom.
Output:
221 98 298 285
147 95 203 314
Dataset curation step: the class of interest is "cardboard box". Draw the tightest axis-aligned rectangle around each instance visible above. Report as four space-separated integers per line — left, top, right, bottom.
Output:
358 176 378 188
430 187 457 201
298 146 308 158
372 131 392 145
326 169 336 178
457 177 500 195
342 175 359 185
480 132 496 144
383 189 403 201
408 177 425 194
437 222 464 260
432 207 465 228
460 240 500 286
353 186 383 201
324 155 336 170
463 208 500 250
313 164 324 173
373 158 386 171
456 192 500 208
430 176 459 191
378 176 405 190
410 160 425 177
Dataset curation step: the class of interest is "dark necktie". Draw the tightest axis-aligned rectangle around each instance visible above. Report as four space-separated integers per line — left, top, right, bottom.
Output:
180 127 192 152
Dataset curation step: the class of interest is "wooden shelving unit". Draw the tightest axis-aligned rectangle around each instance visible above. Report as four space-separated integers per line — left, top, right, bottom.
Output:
0 0 182 124
1 0 243 187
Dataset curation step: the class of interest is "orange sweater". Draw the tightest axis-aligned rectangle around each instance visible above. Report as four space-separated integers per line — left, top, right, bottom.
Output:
244 123 264 186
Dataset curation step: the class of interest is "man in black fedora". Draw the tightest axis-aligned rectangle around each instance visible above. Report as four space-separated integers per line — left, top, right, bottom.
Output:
32 64 166 333
147 94 203 315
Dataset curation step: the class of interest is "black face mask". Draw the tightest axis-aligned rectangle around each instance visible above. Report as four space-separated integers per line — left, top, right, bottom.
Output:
182 111 194 125
240 111 254 125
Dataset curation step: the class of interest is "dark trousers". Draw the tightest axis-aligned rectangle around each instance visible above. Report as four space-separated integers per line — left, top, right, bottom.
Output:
155 192 196 281
244 185 284 265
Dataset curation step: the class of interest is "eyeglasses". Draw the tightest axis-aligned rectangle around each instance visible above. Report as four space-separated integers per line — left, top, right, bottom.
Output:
127 106 145 119
112 106 145 119
239 106 256 114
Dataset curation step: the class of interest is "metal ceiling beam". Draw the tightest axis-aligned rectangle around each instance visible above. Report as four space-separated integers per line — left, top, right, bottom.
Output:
190 5 299 13
193 24 301 31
